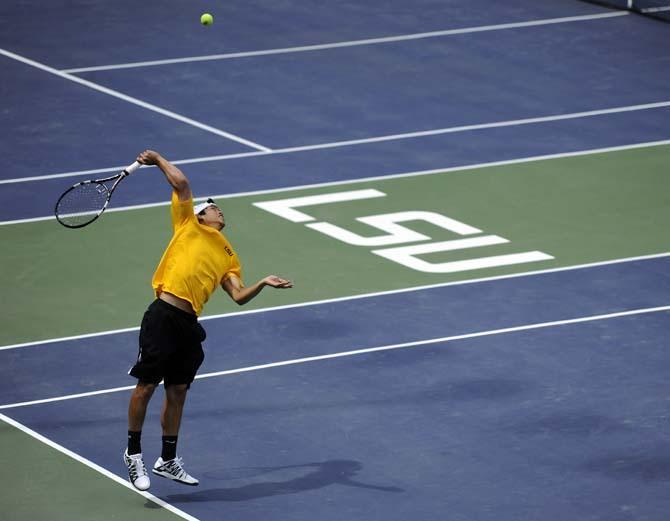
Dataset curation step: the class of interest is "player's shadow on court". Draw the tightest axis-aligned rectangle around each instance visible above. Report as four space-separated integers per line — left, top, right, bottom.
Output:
164 460 403 503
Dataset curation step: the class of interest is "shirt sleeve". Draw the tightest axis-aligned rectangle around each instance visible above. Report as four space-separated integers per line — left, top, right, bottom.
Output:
170 191 196 231
221 256 242 284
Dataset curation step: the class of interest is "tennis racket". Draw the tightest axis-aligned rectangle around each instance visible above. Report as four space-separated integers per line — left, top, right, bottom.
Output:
55 161 141 228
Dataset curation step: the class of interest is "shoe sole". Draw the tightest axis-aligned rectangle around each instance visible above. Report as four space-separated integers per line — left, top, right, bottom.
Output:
152 468 199 486
128 479 151 491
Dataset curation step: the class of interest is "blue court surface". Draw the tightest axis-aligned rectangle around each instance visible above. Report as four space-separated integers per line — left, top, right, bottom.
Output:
1 1 669 521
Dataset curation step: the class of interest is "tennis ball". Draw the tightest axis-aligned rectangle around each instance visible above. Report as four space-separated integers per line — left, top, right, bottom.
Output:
200 13 213 26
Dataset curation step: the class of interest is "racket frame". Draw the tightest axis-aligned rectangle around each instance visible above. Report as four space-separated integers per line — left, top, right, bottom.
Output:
54 161 141 228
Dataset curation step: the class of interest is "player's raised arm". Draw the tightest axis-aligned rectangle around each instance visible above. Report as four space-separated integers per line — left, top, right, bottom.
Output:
222 275 293 306
137 150 192 201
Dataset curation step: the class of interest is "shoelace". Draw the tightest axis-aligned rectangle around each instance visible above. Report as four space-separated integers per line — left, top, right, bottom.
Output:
128 455 148 481
162 457 188 479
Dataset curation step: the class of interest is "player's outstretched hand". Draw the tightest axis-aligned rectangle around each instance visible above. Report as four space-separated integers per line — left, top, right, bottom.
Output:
137 150 162 165
263 275 293 288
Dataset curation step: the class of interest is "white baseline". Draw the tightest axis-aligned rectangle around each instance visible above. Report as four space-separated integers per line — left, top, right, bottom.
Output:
0 413 200 521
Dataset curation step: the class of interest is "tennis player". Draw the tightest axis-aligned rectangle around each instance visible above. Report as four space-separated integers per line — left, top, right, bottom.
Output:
124 150 292 491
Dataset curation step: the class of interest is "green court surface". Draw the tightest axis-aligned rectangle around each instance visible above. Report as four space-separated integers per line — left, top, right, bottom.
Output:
0 419 185 521
1 145 668 347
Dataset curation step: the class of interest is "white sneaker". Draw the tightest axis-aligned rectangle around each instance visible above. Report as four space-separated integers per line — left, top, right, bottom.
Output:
124 449 150 491
152 456 199 486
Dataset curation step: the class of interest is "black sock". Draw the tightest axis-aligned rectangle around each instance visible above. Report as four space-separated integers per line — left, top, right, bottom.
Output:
127 430 142 455
161 435 178 461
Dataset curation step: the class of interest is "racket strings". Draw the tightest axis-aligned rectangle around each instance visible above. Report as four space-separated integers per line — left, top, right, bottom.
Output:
55 182 109 227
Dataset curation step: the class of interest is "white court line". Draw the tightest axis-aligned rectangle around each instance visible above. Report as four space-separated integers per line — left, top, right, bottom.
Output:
0 47 270 153
60 12 629 73
2 138 670 227
0 413 200 521
1 251 668 352
3 101 669 187
1 304 668 410
641 6 670 13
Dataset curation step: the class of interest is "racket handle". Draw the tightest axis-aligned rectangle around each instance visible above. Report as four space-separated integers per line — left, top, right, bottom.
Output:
123 161 141 176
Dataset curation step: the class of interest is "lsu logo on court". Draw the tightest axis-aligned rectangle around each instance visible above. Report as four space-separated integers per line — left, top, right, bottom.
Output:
253 189 553 274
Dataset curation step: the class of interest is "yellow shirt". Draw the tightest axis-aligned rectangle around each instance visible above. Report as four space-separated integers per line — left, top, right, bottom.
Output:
152 192 242 315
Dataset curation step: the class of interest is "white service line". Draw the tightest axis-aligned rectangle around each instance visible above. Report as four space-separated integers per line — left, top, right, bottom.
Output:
1 303 668 411
60 11 629 73
2 101 669 187
1 251 668 352
2 138 670 227
0 413 200 521
0 47 270 153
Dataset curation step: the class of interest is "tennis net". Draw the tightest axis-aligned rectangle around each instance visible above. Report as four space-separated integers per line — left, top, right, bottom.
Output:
581 0 670 21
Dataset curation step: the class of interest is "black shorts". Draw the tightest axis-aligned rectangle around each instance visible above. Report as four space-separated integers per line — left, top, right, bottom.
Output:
129 299 206 388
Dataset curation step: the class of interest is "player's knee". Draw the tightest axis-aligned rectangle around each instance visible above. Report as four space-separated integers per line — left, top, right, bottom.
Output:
166 384 188 402
134 381 158 400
